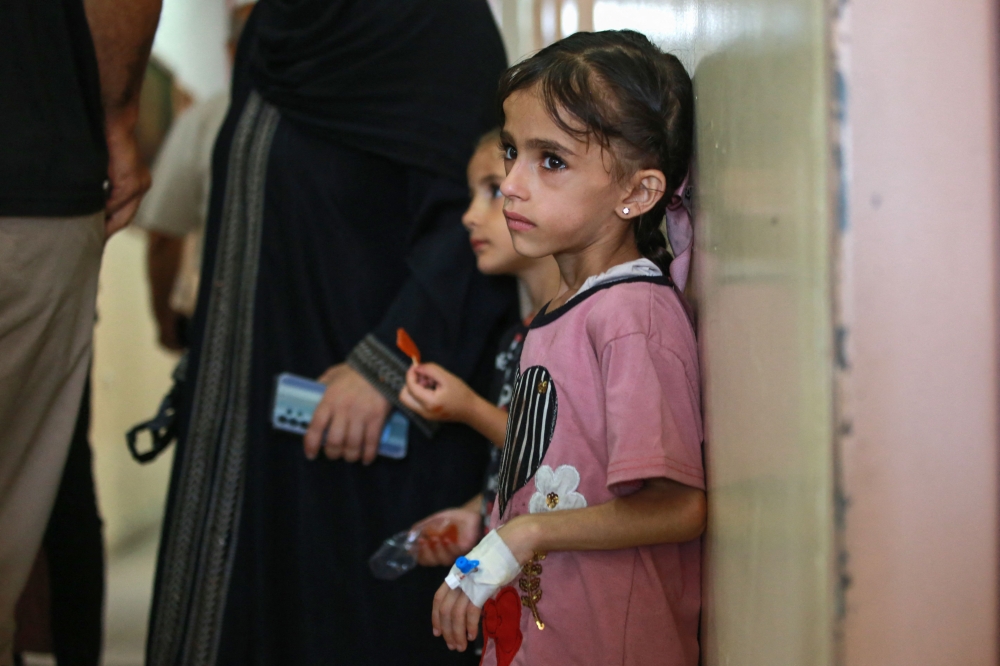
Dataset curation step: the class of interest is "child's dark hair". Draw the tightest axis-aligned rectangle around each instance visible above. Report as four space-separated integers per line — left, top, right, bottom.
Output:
497 30 694 273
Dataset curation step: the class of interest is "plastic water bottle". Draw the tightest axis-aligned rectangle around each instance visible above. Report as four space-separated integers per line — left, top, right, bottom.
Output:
369 529 421 580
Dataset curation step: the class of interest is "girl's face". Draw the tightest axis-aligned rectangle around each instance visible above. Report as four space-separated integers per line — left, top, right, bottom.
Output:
499 87 633 261
462 142 537 276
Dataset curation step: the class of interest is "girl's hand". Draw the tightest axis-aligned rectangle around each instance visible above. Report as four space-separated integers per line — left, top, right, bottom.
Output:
399 363 474 422
431 521 537 651
412 507 482 567
432 582 482 652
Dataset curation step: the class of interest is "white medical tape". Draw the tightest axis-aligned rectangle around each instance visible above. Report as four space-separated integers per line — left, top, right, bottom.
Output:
443 530 521 607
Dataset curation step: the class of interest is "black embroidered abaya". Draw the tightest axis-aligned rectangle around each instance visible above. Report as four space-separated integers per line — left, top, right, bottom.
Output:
146 3 516 665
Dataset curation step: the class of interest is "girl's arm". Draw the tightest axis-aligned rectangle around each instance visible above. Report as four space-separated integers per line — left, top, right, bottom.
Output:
399 363 508 447
456 393 508 448
499 477 705 561
431 478 706 652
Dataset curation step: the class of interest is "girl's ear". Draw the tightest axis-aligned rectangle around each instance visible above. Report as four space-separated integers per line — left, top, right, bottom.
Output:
617 169 667 219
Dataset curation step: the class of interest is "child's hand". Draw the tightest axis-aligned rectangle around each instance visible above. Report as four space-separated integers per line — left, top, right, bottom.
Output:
432 582 482 652
412 508 482 567
398 362 474 422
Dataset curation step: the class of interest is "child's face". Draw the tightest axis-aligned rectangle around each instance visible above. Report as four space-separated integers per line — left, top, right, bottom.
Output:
498 88 633 261
462 142 536 276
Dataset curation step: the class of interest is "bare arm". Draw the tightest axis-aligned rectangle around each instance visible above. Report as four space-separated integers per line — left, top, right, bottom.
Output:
497 478 706 562
457 395 508 449
146 231 184 350
84 0 162 236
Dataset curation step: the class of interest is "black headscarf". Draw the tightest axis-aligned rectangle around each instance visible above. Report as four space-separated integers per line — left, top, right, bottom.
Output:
250 0 507 183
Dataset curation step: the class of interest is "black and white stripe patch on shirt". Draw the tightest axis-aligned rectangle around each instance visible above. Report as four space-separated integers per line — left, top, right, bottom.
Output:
497 365 558 519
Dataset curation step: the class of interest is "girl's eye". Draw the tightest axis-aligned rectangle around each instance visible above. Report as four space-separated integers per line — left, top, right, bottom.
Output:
542 154 566 170
489 184 503 199
503 145 517 160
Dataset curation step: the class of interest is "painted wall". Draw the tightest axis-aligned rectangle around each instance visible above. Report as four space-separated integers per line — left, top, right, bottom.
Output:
690 1 834 664
837 0 1000 663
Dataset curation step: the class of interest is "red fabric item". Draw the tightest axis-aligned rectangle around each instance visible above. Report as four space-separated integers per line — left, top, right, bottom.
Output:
480 586 522 666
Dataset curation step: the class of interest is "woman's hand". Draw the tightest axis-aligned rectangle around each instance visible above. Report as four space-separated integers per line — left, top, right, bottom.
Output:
412 507 482 567
399 362 475 422
304 364 391 464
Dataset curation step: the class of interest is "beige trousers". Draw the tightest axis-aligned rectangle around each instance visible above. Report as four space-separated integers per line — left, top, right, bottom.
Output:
0 214 104 666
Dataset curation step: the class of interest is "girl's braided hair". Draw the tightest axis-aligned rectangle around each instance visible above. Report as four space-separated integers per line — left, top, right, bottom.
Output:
497 30 694 274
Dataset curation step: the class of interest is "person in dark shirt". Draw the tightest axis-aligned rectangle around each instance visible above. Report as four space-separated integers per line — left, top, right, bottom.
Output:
0 1 161 663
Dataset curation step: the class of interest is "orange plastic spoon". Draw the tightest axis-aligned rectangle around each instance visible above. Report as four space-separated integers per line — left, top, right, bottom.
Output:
396 328 421 364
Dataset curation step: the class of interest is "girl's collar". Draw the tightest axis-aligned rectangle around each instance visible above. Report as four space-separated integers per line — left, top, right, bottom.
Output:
568 257 662 301
530 273 673 329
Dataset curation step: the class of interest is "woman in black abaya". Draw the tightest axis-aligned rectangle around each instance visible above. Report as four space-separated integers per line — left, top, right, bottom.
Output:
146 3 517 665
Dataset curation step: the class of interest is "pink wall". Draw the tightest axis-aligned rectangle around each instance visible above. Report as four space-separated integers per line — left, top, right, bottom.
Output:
839 0 1000 663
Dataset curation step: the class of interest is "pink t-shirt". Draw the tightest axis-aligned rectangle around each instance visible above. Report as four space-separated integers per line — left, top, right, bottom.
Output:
481 276 704 666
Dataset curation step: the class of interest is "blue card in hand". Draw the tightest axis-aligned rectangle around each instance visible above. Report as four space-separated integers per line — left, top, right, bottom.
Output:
272 372 409 459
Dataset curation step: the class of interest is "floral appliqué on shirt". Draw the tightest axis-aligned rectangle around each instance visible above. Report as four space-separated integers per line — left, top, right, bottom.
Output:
529 465 587 514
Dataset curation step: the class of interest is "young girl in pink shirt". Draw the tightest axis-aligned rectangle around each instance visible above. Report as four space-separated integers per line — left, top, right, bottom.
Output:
431 30 704 666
